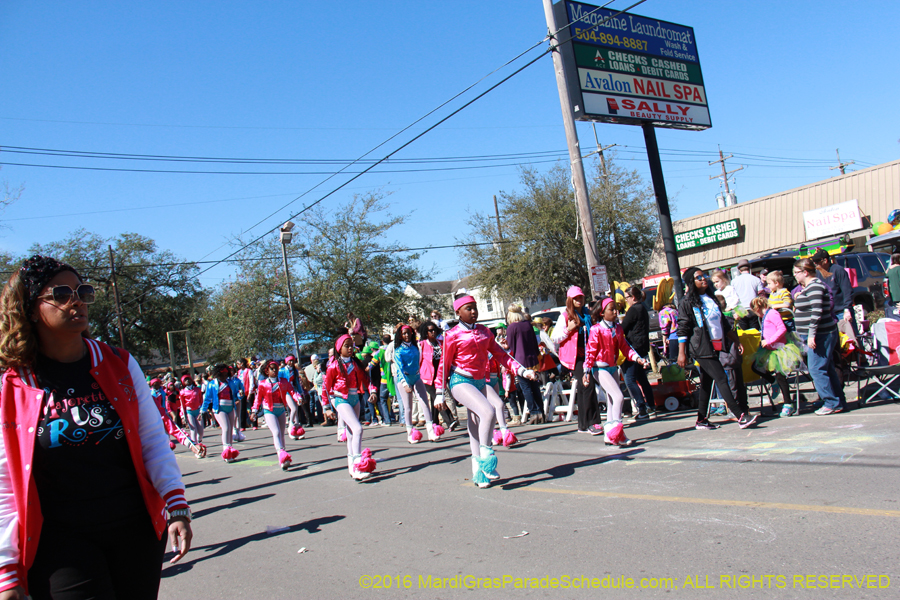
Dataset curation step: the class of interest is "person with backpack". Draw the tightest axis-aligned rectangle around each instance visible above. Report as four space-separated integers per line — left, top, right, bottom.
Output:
792 258 846 414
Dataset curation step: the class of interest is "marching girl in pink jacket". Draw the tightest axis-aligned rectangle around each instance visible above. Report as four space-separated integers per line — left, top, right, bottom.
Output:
179 374 204 448
582 298 648 447
0 255 192 599
442 296 538 488
252 360 298 471
321 335 377 481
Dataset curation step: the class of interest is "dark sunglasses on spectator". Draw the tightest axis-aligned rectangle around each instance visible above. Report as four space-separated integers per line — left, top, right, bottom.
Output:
694 274 708 281
38 284 95 305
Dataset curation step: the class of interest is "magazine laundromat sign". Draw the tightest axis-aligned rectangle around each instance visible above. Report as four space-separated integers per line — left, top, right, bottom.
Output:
675 219 740 251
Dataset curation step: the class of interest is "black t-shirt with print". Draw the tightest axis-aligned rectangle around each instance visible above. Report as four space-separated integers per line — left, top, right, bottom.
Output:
33 353 146 530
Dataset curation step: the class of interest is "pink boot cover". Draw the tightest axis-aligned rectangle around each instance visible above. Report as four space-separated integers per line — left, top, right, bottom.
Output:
502 430 518 447
492 429 503 445
355 448 377 473
278 449 292 465
291 425 306 439
606 423 626 445
432 423 445 438
408 428 422 443
338 428 347 443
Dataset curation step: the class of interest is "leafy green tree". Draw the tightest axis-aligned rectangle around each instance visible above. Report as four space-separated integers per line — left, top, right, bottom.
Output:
29 230 205 364
199 191 438 357
460 153 658 301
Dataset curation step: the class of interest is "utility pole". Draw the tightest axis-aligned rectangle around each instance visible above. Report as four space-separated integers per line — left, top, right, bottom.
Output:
587 124 625 281
830 148 854 176
107 245 127 349
543 0 601 298
708 145 743 195
492 195 503 240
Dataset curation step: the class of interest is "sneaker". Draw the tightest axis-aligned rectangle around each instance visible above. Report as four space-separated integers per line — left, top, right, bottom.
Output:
646 408 658 417
449 420 460 431
780 404 795 417
737 413 758 429
695 419 719 430
635 413 650 421
576 429 590 434
588 424 604 436
815 406 838 415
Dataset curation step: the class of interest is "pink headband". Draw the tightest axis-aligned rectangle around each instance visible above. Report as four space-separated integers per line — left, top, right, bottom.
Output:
335 334 352 353
601 297 614 312
453 295 476 312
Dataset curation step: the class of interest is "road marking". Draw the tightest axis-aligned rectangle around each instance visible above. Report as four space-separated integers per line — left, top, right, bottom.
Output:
523 487 900 518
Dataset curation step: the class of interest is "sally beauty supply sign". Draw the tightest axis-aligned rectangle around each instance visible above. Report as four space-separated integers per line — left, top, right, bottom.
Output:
553 1 711 130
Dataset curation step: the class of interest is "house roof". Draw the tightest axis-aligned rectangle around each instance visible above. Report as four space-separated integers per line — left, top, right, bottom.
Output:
409 280 455 296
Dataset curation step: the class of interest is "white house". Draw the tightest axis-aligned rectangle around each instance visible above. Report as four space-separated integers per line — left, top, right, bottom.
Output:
404 276 557 326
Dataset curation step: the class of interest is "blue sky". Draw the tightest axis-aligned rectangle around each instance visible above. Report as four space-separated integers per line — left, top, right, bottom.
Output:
1 1 898 287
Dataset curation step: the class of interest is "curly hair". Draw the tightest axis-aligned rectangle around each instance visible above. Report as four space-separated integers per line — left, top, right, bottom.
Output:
0 270 38 371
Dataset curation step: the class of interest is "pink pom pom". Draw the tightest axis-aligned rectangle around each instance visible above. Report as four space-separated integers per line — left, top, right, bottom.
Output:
229 446 240 460
278 449 292 464
502 430 518 447
355 449 377 473
221 448 230 460
606 423 625 445
433 424 445 437
409 428 422 442
295 426 305 438
169 441 176 450
492 429 503 445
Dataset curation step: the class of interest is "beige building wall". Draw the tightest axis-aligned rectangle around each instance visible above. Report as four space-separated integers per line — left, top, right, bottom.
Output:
646 159 900 275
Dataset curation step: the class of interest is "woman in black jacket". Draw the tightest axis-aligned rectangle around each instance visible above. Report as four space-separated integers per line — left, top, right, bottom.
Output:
620 286 656 418
677 267 757 430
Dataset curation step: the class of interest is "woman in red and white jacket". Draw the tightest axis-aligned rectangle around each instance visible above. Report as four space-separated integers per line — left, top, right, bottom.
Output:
321 335 377 481
442 296 538 488
0 255 191 600
582 298 648 447
252 360 299 471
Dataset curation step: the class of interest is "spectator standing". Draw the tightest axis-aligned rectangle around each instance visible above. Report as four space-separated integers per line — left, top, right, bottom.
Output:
506 305 545 424
0 255 192 598
731 259 763 329
812 248 855 337
677 267 758 430
551 286 604 436
620 286 657 418
792 259 846 414
886 253 900 318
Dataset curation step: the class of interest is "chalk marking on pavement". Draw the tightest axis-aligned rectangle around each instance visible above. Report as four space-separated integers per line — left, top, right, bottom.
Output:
522 487 900 518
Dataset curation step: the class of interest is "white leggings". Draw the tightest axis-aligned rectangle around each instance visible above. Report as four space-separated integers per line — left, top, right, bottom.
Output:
186 412 204 444
397 379 433 428
263 411 287 451
448 382 500 457
334 402 362 458
214 411 236 447
591 368 625 425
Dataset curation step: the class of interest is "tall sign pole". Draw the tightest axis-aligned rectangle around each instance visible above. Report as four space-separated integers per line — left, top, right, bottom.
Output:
543 0 601 300
641 123 682 301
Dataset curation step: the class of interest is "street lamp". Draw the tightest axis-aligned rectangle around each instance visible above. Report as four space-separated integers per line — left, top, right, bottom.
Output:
279 221 301 360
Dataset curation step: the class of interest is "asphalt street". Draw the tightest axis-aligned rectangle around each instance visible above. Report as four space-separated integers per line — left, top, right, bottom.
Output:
160 386 900 600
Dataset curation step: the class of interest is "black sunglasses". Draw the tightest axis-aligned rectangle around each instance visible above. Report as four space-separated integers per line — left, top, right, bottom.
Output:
37 284 95 305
